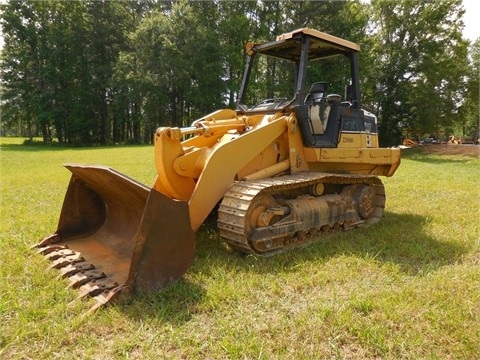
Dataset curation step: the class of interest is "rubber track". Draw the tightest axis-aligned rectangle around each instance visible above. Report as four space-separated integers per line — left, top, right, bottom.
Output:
217 172 385 255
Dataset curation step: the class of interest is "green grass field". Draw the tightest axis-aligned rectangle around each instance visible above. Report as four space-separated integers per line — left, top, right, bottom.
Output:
1 137 479 359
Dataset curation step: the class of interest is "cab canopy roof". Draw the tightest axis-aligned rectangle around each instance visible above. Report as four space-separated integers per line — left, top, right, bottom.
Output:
251 28 360 61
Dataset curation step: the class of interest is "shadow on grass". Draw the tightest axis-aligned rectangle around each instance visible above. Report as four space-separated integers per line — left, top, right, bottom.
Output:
117 211 468 323
300 211 468 274
194 211 467 277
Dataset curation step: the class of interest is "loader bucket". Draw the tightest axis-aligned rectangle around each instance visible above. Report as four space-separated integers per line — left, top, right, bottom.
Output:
36 164 195 312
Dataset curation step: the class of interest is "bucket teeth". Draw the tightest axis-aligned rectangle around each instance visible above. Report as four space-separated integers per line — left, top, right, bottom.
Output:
91 288 122 311
68 281 123 313
35 233 61 248
77 281 120 299
58 262 95 278
49 253 85 269
38 242 123 312
68 270 107 289
79 287 124 315
46 248 77 261
37 244 68 255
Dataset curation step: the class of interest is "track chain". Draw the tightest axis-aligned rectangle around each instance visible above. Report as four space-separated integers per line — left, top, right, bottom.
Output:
217 172 385 255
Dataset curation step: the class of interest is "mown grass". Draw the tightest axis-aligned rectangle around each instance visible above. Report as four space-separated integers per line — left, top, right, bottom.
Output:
1 137 479 359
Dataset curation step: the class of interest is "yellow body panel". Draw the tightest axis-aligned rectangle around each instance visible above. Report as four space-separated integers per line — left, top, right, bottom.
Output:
187 117 288 231
153 109 401 231
339 133 379 148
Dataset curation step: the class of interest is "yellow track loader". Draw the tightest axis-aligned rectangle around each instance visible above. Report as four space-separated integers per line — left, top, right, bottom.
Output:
36 28 401 311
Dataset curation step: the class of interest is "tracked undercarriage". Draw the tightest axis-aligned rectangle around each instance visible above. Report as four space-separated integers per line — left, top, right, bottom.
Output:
218 173 385 255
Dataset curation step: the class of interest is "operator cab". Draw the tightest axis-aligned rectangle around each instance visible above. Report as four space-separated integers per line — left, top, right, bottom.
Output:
237 28 370 148
237 28 361 110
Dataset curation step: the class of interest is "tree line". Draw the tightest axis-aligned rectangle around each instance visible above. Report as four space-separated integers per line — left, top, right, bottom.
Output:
1 0 478 146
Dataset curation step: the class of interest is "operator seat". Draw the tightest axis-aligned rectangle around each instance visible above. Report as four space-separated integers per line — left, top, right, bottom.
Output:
305 82 328 134
294 81 342 148
304 81 328 104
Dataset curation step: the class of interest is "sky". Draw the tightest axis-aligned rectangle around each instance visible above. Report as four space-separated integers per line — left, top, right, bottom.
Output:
462 0 479 41
0 0 478 48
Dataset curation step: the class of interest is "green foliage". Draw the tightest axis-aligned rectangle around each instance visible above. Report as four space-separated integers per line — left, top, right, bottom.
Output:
365 0 470 145
120 1 226 128
0 0 476 146
462 39 480 138
0 0 132 145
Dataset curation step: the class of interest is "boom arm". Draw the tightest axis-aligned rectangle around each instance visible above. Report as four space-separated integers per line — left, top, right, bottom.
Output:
153 112 288 231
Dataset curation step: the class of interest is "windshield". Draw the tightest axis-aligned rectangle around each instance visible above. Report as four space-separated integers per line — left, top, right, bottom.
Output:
241 53 352 111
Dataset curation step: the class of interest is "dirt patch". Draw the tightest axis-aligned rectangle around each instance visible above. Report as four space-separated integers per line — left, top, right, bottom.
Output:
419 144 480 157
